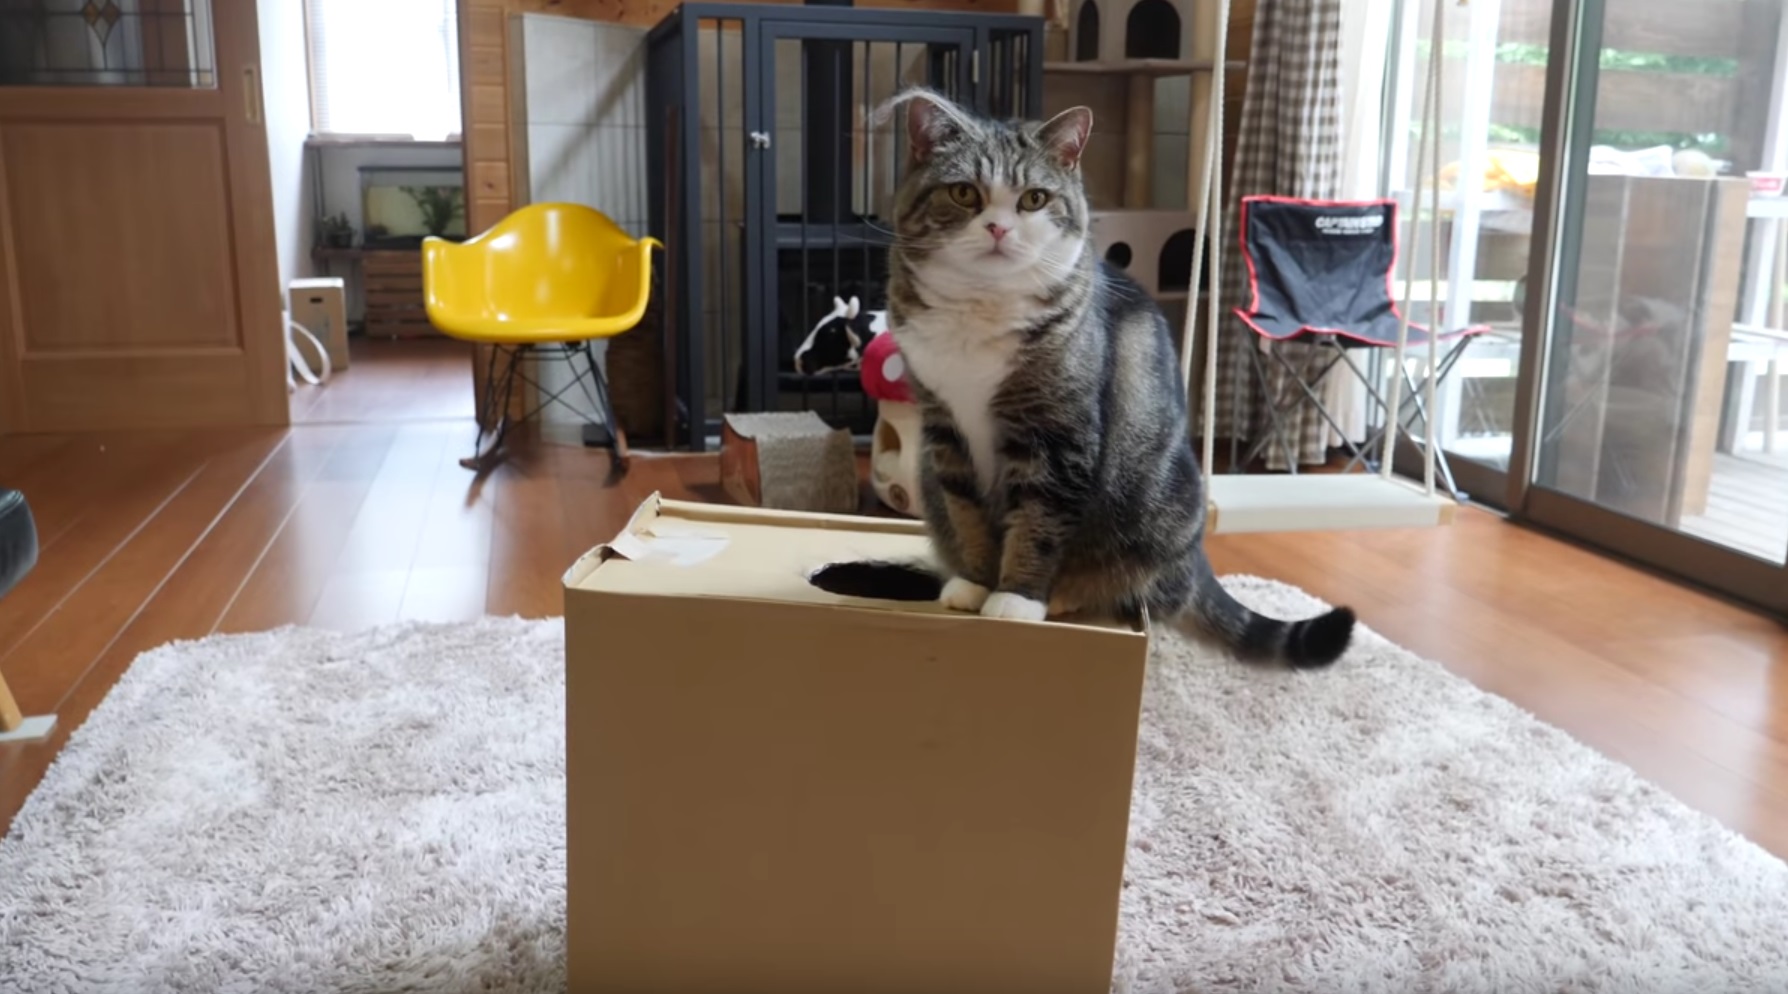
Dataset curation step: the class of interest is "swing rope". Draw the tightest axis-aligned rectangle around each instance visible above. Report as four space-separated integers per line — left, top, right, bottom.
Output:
1383 0 1449 493
1183 0 1452 496
1186 0 1230 476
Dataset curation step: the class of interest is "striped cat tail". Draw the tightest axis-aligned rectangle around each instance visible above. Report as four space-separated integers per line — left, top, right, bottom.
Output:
1179 548 1354 669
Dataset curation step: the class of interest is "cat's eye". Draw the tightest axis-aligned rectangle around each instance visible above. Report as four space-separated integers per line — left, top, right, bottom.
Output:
947 183 981 208
1018 189 1051 211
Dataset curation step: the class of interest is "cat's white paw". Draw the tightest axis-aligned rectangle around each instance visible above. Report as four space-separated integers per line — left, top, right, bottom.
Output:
939 577 991 612
981 591 1048 622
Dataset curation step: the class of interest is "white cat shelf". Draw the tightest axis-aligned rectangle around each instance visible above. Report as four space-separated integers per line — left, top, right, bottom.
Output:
1090 210 1199 303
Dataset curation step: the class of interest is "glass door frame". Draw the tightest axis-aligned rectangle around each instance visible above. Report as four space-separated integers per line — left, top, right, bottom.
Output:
1376 0 1545 511
1503 0 1788 618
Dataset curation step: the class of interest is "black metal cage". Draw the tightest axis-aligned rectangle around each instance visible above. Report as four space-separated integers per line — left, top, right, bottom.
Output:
646 0 1045 449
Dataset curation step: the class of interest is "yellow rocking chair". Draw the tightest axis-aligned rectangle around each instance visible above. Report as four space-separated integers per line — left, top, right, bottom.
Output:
422 203 662 471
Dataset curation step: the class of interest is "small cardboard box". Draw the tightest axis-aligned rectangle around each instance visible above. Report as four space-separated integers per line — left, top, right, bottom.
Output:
288 277 348 370
563 496 1150 994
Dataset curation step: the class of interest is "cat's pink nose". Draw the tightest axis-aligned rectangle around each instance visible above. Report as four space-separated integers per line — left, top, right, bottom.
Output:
985 222 1010 241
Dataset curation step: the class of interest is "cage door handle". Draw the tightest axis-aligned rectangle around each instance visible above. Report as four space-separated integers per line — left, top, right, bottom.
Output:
748 132 772 150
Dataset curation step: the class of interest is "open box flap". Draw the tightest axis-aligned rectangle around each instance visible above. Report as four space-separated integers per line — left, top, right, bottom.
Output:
564 493 1145 637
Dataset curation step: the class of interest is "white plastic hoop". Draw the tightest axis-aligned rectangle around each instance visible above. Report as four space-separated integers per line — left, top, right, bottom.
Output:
286 312 333 389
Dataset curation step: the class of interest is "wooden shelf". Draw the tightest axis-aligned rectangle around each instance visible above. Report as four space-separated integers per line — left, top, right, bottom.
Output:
1042 58 1246 77
362 250 437 339
311 246 366 262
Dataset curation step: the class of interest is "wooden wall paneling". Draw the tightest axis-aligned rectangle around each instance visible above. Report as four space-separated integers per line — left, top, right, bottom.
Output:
472 160 513 203
470 41 508 86
467 3 508 46
1221 0 1250 183
507 13 533 207
470 83 510 130
461 0 523 430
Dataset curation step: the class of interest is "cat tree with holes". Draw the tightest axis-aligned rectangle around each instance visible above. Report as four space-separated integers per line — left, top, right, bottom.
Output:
1036 0 1241 334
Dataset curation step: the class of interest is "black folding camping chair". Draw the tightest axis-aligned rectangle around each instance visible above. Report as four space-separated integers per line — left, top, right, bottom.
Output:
1231 195 1489 496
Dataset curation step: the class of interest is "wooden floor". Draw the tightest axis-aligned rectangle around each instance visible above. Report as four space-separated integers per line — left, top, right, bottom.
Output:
289 337 477 425
3 339 1787 863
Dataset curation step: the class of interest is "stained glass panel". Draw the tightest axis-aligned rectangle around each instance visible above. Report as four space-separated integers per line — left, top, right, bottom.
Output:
0 0 216 88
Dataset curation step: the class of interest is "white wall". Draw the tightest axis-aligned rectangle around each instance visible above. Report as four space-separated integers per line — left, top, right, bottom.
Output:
258 0 316 295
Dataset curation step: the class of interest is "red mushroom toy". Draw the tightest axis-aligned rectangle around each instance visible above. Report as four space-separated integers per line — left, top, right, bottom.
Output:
859 328 921 515
859 327 911 404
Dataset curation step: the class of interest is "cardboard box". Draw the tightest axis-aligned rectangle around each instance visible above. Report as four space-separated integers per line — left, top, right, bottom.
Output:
288 277 348 370
564 496 1150 994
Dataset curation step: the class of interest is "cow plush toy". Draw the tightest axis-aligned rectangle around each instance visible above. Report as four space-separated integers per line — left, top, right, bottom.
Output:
792 296 887 376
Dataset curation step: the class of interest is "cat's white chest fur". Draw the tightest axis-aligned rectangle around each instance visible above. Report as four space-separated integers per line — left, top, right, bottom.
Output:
897 302 1029 494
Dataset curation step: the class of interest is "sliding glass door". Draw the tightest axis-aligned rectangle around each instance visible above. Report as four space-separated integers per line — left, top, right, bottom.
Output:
1512 0 1788 614
1379 0 1559 506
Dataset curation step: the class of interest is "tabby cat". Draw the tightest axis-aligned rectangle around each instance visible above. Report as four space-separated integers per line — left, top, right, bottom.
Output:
881 88 1355 668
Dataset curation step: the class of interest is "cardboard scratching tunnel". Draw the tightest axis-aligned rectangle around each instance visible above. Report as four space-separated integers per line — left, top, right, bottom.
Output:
564 496 1151 994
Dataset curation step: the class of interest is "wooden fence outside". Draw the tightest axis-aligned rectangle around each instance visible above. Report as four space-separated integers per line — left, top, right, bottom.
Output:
1426 0 1781 172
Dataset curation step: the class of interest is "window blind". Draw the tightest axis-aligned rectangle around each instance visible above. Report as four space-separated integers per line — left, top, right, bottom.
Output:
305 0 461 139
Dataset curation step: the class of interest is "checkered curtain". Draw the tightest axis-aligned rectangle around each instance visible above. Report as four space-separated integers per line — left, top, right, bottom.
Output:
1208 0 1347 469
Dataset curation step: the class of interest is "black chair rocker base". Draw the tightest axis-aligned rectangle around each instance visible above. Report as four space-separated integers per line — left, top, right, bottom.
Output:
464 341 631 476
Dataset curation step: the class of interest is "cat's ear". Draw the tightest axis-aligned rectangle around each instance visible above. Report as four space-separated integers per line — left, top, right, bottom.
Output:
905 91 971 165
1039 106 1094 168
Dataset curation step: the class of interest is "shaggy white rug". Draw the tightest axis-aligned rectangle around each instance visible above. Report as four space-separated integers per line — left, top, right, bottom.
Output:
2 577 1786 993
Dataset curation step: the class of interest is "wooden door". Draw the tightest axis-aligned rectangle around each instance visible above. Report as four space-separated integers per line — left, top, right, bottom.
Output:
0 0 285 433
